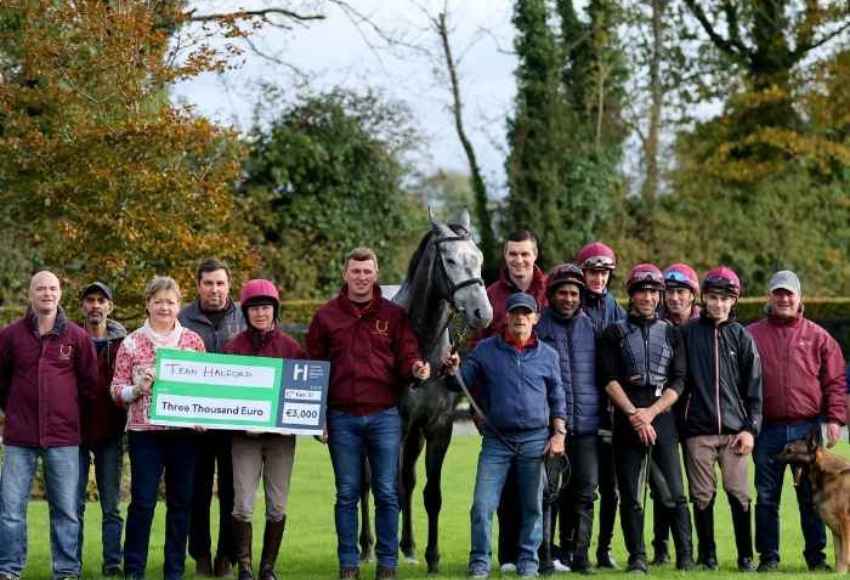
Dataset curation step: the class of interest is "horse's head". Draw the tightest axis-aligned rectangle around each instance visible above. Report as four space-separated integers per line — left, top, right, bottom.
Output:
431 210 493 330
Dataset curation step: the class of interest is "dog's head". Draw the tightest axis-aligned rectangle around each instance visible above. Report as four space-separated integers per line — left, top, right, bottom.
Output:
775 429 821 486
775 431 820 466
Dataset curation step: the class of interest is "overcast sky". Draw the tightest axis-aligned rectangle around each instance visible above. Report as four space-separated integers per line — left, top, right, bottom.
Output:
172 1 519 194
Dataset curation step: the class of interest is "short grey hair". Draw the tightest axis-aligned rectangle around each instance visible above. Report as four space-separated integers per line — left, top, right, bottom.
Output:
144 276 182 303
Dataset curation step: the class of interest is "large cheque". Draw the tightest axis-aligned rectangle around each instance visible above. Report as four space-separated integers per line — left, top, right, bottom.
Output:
149 349 329 435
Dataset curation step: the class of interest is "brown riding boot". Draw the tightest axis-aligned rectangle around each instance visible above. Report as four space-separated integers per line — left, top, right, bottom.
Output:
233 518 254 580
259 516 286 580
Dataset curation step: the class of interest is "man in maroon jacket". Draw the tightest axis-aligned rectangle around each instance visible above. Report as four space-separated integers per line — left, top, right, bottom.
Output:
481 230 548 341
0 271 98 580
307 247 430 580
478 230 548 573
77 282 127 577
748 270 847 572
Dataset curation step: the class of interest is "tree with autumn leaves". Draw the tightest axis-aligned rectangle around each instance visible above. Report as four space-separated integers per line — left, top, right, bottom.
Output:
0 1 257 314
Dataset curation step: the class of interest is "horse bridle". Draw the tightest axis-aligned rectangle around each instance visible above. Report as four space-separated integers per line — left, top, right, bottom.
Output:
432 232 485 309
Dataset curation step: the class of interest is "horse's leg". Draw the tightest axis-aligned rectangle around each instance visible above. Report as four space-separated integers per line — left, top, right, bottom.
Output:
400 428 426 562
423 425 452 574
359 455 374 563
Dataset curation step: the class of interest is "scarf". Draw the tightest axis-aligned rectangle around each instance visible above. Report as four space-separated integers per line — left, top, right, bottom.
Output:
139 318 184 350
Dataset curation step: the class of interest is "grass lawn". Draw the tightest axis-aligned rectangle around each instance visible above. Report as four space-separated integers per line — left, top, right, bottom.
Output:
17 432 849 579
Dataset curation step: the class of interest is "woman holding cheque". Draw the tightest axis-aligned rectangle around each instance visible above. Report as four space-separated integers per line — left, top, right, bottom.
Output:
110 276 206 580
223 279 305 580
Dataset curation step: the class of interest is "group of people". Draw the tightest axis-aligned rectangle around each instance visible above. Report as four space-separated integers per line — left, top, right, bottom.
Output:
451 232 846 579
0 232 846 580
0 260 293 580
0 250 429 580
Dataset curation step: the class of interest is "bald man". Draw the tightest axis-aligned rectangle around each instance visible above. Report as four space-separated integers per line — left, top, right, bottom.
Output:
0 271 98 580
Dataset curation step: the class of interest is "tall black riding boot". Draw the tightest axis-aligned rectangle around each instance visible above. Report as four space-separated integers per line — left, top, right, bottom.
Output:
259 516 286 580
728 495 755 572
651 501 670 566
232 518 254 580
669 501 694 570
693 497 717 570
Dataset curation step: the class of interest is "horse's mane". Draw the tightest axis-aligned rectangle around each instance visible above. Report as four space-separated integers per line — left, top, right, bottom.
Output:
403 223 470 283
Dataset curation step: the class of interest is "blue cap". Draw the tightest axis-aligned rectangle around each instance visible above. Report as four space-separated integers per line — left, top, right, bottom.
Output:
506 292 538 314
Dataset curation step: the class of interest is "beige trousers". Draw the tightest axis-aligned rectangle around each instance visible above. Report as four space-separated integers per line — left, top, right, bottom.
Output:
231 433 296 522
684 434 751 510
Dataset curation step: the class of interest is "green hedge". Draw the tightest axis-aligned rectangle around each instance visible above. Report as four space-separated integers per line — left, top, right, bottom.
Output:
5 297 850 352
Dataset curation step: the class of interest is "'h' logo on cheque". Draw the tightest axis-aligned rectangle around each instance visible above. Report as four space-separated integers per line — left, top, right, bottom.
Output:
292 364 309 382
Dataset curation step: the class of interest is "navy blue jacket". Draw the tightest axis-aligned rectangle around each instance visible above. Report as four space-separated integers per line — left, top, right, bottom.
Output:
584 290 626 336
536 308 600 436
455 334 565 437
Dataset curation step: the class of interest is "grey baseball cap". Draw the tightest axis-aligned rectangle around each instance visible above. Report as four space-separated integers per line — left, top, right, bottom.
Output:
768 270 801 296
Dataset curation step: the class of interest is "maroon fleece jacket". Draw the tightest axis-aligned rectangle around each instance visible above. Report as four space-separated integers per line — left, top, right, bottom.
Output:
306 285 422 416
748 312 846 425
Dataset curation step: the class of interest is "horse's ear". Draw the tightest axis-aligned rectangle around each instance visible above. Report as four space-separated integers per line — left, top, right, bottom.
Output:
428 206 436 226
457 209 471 232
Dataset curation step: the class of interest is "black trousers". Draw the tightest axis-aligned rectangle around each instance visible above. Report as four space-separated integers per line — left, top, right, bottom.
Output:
649 457 673 556
596 431 618 556
189 430 236 562
556 434 599 564
614 413 692 565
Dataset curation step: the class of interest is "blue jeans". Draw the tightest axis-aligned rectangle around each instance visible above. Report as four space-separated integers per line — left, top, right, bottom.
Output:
0 445 81 579
124 431 198 579
327 407 401 569
755 420 826 566
469 434 546 577
77 433 124 571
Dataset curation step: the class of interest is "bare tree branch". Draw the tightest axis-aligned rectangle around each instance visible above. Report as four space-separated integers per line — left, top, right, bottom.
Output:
721 1 746 54
186 7 324 25
792 18 850 60
241 34 312 84
682 0 750 63
433 9 496 265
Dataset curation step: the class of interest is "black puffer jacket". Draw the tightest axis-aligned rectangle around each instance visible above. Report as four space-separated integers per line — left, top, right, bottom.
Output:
679 314 763 438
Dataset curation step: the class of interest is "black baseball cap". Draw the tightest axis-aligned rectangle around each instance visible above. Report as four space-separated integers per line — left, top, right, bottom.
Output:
81 281 113 301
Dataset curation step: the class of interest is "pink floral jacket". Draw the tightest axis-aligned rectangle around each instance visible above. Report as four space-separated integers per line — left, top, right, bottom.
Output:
111 327 205 431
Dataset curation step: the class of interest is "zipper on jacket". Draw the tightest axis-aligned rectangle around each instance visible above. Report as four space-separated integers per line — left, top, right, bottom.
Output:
715 326 721 435
642 325 650 397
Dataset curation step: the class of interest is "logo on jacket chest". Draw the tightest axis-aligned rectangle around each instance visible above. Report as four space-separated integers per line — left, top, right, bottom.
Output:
373 320 390 337
59 344 73 360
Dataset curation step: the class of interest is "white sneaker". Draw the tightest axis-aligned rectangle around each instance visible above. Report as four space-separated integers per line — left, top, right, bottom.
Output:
500 563 517 574
553 559 571 573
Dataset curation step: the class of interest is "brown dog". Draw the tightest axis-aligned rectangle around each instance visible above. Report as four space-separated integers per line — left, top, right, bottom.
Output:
777 431 850 572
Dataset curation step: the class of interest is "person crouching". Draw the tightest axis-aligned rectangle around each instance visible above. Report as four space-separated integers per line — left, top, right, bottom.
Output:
224 280 305 580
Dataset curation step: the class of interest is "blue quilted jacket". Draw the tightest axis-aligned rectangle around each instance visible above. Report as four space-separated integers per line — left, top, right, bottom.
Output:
536 308 600 436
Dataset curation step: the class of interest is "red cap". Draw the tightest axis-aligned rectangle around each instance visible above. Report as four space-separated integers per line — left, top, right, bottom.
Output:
626 263 664 295
663 263 700 294
575 242 616 271
702 266 742 297
546 263 585 295
240 279 280 307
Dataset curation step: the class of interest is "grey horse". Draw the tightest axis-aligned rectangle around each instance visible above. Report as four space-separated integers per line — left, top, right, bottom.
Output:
358 211 493 574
